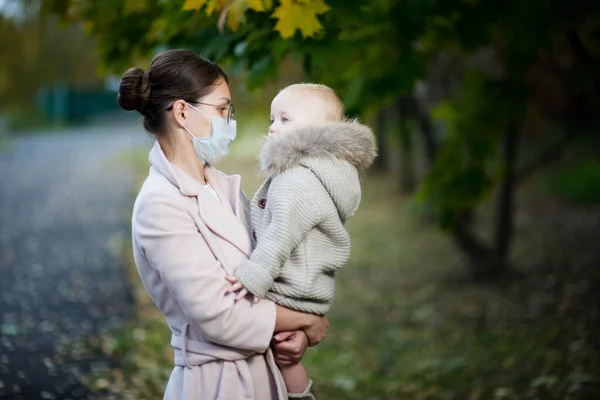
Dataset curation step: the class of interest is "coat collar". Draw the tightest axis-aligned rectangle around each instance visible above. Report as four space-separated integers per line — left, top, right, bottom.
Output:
149 141 210 197
149 141 250 256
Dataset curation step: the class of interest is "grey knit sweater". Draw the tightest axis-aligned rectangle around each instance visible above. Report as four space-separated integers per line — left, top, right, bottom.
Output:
234 120 376 315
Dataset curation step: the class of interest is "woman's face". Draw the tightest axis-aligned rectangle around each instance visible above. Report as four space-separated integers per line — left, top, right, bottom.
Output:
177 79 232 140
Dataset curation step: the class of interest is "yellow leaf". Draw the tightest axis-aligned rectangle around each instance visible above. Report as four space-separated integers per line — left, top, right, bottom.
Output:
225 0 247 31
207 0 229 16
182 0 207 11
248 0 266 12
271 0 330 39
183 0 227 15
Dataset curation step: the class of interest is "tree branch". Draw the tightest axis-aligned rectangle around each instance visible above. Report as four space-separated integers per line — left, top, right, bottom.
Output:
516 133 577 185
373 106 390 171
494 121 519 265
514 29 592 185
567 28 600 98
413 98 438 168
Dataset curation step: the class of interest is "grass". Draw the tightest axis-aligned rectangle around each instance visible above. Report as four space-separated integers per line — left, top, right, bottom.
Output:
545 160 600 205
4 108 66 132
86 135 600 399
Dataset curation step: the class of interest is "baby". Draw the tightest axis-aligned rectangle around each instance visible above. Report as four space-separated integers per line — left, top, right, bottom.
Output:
227 83 376 399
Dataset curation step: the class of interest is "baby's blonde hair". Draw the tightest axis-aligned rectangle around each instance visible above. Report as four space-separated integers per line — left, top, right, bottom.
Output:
282 83 344 121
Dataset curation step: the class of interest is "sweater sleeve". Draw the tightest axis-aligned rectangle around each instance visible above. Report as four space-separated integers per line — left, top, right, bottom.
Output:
134 191 276 352
235 169 324 298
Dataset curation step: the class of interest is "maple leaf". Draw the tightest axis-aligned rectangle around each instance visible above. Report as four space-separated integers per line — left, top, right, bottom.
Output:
218 0 247 32
207 0 228 16
271 0 330 39
226 2 246 31
182 0 206 11
248 0 267 12
183 0 226 16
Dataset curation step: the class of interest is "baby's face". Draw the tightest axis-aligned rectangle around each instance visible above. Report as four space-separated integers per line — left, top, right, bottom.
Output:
269 88 330 135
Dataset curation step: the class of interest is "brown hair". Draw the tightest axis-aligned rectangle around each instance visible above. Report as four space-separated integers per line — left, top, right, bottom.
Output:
118 49 228 134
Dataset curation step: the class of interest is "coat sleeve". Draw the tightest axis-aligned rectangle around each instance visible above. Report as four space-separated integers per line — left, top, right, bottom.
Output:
235 169 324 298
134 190 276 353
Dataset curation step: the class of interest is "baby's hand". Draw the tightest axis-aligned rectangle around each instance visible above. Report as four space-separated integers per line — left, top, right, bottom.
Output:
225 276 259 303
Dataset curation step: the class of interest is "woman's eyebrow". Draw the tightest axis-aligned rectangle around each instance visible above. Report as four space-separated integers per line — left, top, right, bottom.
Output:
219 97 231 104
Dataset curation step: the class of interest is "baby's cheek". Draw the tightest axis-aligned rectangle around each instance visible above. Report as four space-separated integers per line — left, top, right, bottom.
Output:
281 121 302 133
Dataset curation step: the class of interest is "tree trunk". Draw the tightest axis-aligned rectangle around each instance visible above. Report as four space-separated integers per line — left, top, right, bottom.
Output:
397 97 416 193
451 217 502 280
373 106 390 171
494 121 520 269
414 101 438 169
451 122 520 281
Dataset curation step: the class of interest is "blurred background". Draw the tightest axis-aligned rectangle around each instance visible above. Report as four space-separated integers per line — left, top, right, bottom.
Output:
0 0 599 399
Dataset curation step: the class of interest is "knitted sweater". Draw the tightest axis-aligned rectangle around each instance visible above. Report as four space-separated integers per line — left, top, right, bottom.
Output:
234 120 376 315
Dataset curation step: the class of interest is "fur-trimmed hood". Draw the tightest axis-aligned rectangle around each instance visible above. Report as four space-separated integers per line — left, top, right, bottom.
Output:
259 120 377 220
260 120 377 176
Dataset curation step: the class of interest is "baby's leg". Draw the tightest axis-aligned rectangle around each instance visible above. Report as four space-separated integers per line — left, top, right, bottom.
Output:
280 362 316 399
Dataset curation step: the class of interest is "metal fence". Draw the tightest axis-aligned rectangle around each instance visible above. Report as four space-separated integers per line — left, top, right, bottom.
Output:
36 83 120 123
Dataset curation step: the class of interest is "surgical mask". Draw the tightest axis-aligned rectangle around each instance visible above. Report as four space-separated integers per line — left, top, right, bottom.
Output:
182 103 237 165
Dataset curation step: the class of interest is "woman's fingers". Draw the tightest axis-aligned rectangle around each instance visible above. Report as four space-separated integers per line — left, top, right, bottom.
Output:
304 315 329 346
273 331 296 342
224 275 238 283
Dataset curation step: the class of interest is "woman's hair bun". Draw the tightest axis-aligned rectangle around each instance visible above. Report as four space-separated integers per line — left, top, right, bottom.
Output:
118 67 150 114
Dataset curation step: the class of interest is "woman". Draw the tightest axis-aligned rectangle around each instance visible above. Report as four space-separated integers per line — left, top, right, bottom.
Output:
119 49 328 400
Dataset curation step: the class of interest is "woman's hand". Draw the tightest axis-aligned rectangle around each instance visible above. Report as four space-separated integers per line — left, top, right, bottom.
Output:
303 314 329 347
271 330 309 367
225 276 259 303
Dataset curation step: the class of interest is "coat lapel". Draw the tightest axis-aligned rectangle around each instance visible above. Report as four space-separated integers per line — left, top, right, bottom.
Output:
148 141 251 257
199 167 251 257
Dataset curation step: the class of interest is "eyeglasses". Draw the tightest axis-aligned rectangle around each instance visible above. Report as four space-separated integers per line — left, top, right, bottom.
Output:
166 102 236 124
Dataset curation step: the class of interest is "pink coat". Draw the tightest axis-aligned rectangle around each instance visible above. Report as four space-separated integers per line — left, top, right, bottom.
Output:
132 142 288 400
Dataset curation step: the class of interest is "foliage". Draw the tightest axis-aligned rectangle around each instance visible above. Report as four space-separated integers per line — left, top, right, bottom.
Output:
546 159 600 204
0 13 102 110
41 0 600 274
43 0 600 199
181 0 330 39
418 72 517 227
41 0 429 111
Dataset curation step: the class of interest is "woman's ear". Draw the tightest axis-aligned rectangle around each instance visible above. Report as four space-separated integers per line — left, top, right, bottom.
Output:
171 99 187 127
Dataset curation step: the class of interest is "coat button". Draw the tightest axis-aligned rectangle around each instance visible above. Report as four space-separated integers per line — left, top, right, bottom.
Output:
258 199 267 209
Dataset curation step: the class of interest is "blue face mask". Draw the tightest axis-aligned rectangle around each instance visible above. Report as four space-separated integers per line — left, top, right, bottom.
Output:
182 103 237 165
